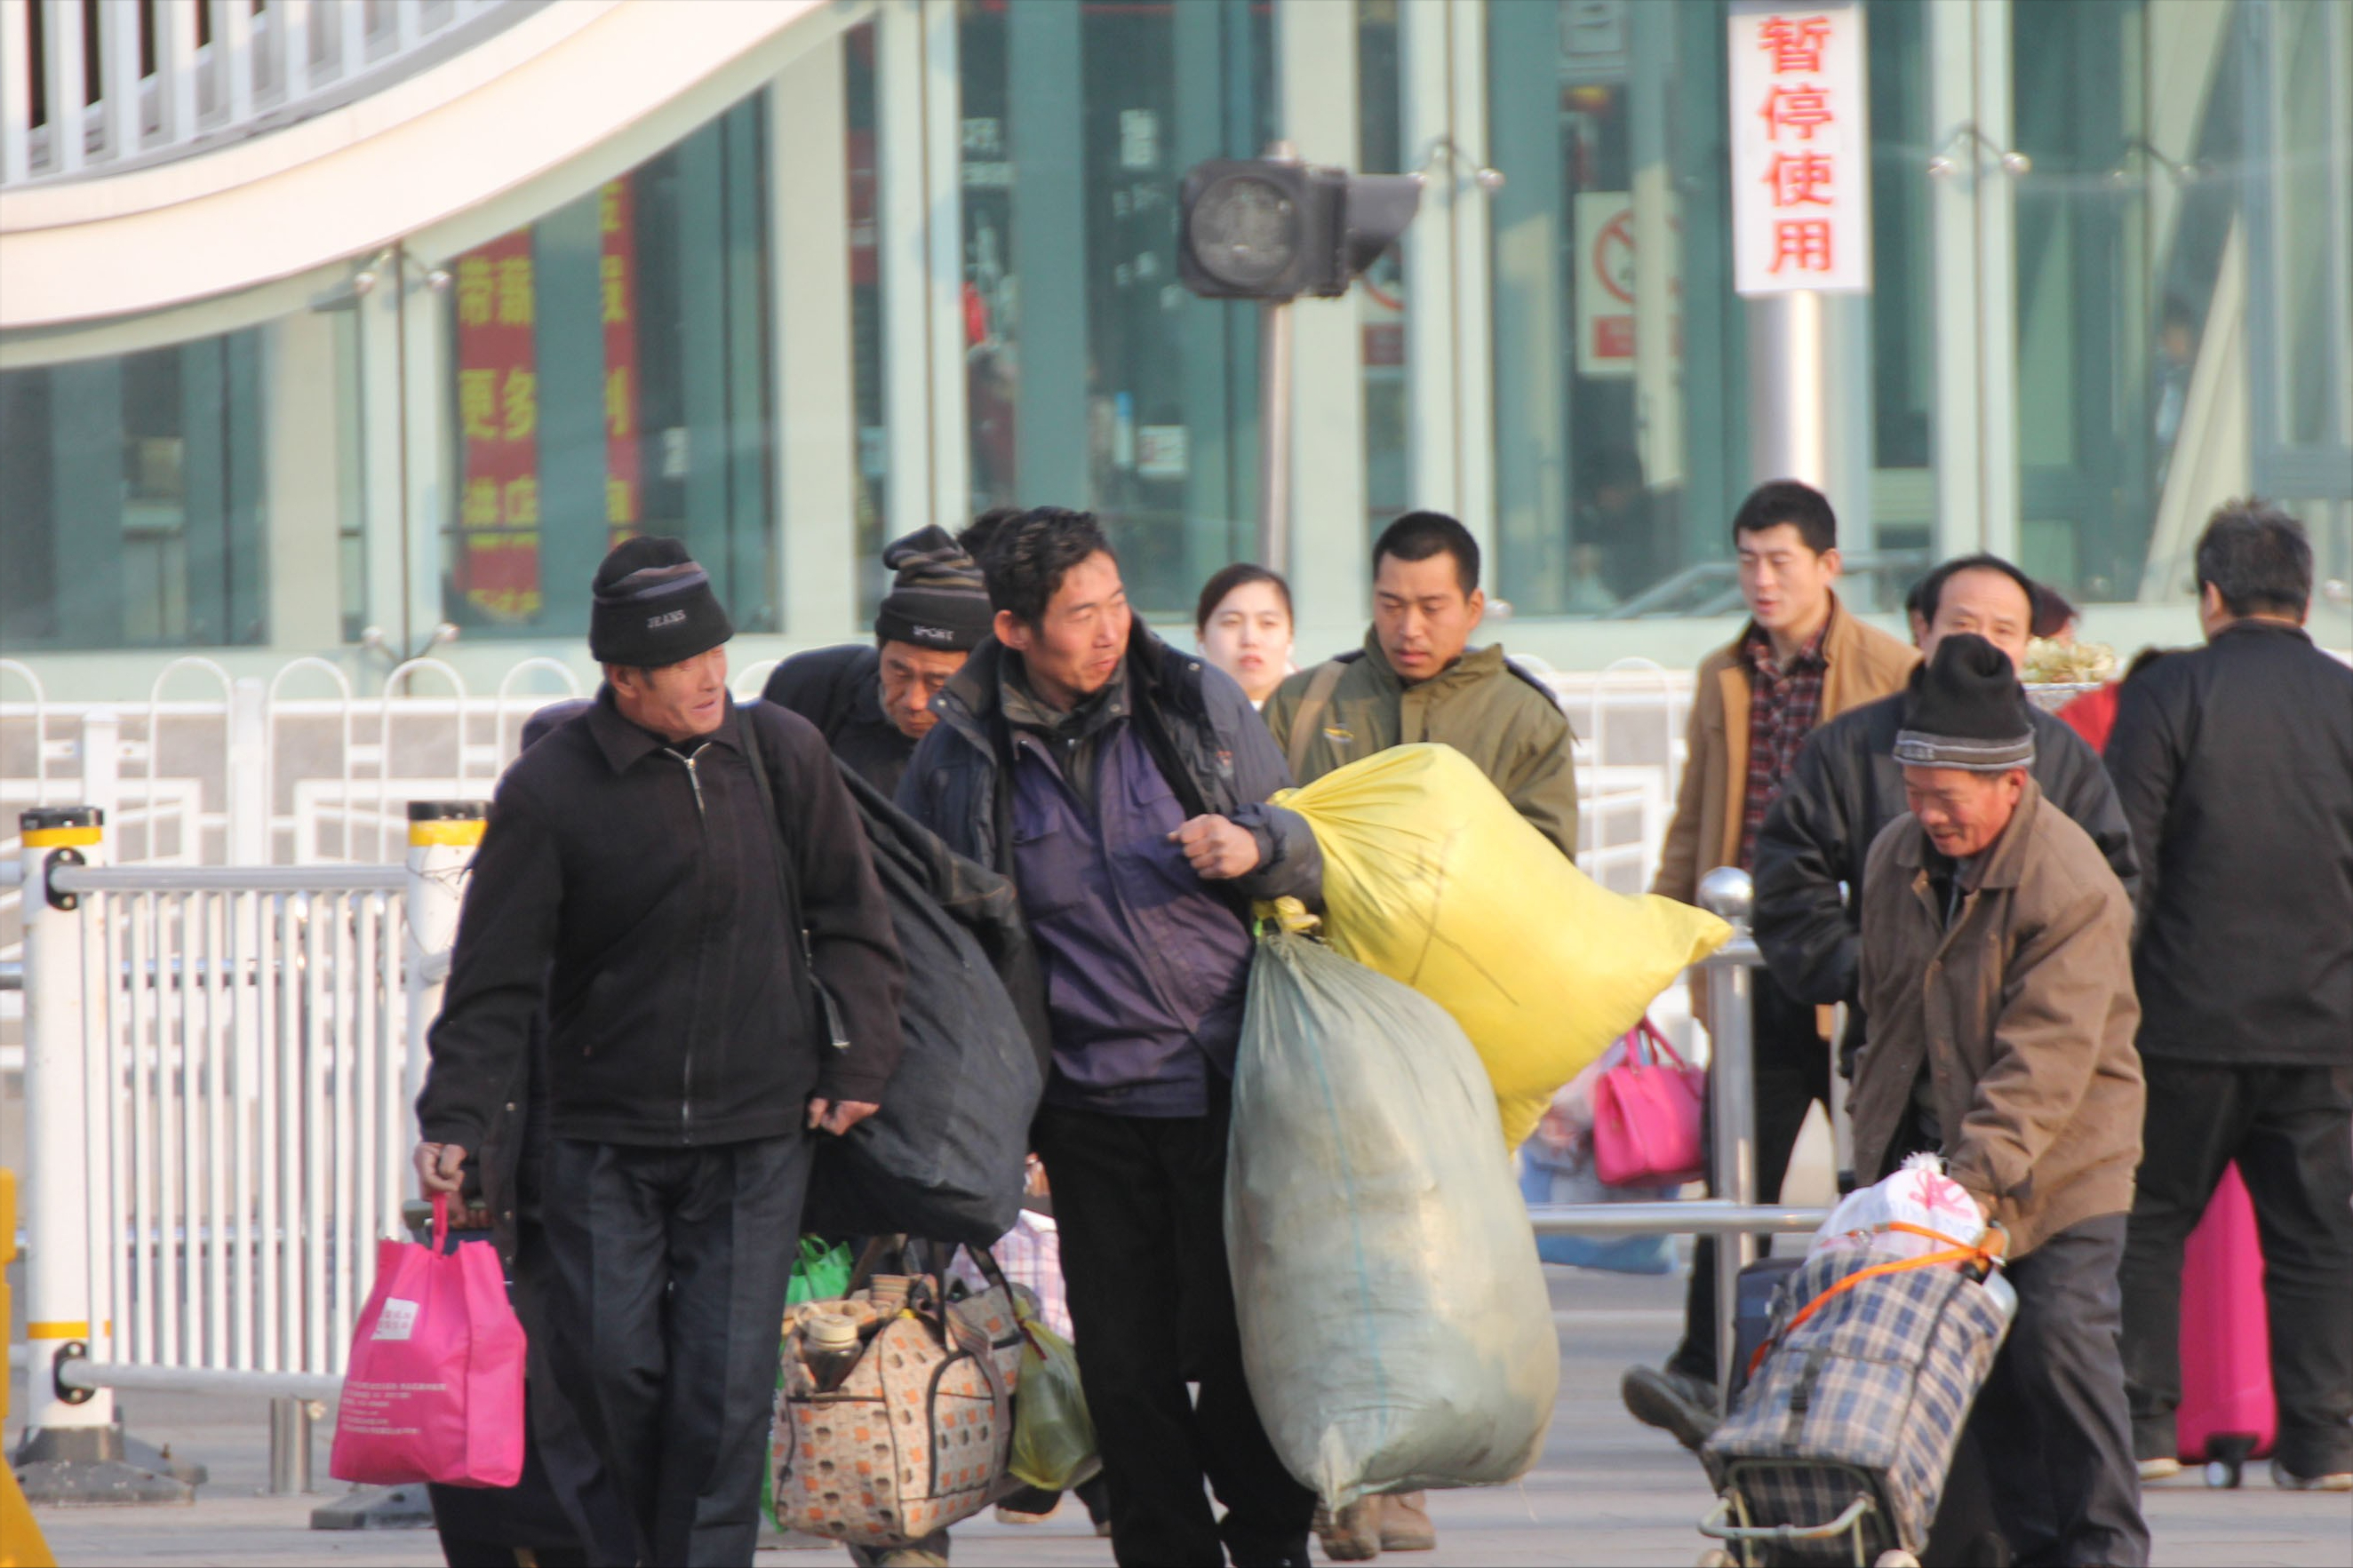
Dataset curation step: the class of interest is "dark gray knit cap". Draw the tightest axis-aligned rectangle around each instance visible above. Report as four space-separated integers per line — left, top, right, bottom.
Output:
588 536 733 667
875 525 991 651
1894 633 2036 771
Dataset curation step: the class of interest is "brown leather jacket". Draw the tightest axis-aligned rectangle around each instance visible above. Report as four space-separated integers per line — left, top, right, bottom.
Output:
1653 596 1919 906
1854 778 2144 1258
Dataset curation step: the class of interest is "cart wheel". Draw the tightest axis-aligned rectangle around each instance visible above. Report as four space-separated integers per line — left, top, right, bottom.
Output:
1695 1551 1736 1568
2203 1459 2244 1489
1872 1553 1920 1568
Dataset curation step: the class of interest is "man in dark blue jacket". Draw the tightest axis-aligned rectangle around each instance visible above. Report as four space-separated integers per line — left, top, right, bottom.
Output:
897 508 1320 1567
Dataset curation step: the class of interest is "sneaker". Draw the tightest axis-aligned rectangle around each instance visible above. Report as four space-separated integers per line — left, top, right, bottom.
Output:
2137 1456 2182 1482
1377 1492 1437 1552
995 1501 1057 1524
1621 1364 1720 1452
1316 1500 1384 1562
2273 1463 2353 1492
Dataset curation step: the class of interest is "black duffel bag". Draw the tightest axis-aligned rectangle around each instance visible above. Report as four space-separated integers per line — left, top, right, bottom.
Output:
743 726 1044 1246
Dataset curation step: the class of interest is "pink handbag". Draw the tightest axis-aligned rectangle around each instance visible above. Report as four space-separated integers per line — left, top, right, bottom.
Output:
330 1193 527 1488
1590 1019 1707 1188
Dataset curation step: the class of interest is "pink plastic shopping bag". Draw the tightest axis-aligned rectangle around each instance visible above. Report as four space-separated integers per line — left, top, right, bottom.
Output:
329 1193 526 1488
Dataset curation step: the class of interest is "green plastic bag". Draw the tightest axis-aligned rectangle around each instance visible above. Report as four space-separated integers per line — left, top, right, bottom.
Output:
1007 1307 1098 1492
768 1238 856 1528
787 1238 853 1306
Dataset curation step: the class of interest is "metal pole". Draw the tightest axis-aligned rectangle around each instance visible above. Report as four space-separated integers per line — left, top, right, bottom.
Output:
18 808 112 1443
1744 291 1829 486
1256 139 1300 575
268 1397 314 1495
1698 867 1758 1414
1257 298 1295 573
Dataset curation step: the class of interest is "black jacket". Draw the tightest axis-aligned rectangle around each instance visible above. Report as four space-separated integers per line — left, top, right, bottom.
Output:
2103 620 2353 1065
1752 680 2140 1017
762 643 918 797
418 689 905 1151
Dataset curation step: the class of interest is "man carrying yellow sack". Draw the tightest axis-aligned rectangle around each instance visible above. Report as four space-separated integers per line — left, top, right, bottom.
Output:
1264 510 1577 1561
1266 511 1579 862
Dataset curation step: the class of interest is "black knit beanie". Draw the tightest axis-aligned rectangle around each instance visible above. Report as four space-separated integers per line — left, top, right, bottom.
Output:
874 525 992 651
1894 633 2035 771
588 536 733 668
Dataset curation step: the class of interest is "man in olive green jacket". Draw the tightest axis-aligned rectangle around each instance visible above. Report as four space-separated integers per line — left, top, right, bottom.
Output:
1265 511 1578 860
1262 509 1575 1563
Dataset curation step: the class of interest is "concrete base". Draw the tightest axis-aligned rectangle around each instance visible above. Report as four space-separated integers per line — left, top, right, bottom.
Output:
11 1424 197 1507
307 1482 435 1530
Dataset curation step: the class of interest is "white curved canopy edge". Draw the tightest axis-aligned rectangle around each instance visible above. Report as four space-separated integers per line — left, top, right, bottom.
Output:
0 0 836 331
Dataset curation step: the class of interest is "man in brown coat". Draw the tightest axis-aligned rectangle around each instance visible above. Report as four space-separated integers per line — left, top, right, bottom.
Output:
1626 481 1917 1443
1855 633 2149 1567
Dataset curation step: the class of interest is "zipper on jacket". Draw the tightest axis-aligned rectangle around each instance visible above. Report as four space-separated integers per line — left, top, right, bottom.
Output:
661 742 714 1140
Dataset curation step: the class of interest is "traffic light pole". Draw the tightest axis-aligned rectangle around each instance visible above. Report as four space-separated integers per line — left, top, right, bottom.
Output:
1256 296 1294 575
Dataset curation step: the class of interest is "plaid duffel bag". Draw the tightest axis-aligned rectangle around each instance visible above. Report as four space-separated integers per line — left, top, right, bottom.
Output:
1701 1234 2011 1563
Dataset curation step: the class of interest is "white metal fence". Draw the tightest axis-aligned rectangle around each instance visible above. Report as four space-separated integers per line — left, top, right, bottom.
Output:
0 0 527 188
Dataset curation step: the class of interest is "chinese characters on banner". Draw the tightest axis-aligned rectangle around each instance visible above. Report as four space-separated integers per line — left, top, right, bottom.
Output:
1727 2 1872 296
599 179 642 549
454 230 542 619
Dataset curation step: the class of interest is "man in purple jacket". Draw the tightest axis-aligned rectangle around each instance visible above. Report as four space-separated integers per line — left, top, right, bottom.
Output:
898 508 1321 1567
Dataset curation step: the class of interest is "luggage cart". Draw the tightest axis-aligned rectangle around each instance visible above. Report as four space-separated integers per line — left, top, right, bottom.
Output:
1695 1463 1916 1566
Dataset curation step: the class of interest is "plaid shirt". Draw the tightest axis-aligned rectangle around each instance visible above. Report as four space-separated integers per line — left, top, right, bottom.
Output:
1737 613 1832 871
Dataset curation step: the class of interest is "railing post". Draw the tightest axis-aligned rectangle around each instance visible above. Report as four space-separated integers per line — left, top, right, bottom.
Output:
230 678 271 865
403 802 483 1149
78 707 120 840
268 1397 315 1494
1697 865 1758 1416
12 808 191 1502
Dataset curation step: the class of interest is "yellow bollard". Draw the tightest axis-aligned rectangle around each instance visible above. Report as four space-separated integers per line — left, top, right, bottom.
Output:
1 1170 59 1567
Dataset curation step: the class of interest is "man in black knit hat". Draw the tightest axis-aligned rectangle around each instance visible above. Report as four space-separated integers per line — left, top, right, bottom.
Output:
414 536 906 1567
1853 633 2149 1567
764 523 999 796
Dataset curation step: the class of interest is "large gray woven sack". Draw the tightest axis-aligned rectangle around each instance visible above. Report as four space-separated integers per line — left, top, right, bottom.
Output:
1225 929 1558 1511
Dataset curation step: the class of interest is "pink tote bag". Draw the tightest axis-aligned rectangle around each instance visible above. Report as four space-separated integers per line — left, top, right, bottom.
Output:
1590 1019 1707 1188
330 1193 527 1488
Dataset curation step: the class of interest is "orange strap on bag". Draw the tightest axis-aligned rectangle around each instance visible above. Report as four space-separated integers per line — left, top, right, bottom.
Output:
1746 1222 2006 1381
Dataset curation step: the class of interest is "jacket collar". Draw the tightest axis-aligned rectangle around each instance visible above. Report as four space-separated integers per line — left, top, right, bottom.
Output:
2212 617 2312 647
1358 628 1511 692
1888 773 2044 892
586 685 744 774
936 620 1182 754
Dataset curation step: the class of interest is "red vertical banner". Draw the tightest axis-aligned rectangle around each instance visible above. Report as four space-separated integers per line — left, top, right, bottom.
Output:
599 179 642 549
453 229 543 619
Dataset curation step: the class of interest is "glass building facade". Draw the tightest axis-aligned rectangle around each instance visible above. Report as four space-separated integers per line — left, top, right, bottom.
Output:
3 0 2347 691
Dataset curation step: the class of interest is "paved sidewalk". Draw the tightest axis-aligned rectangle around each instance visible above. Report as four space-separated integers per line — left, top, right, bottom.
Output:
13 1267 2350 1566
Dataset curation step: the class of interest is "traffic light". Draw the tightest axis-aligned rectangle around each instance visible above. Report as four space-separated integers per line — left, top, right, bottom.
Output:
1178 157 1424 302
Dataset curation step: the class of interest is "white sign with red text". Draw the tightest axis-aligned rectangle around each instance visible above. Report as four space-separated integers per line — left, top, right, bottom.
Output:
1728 1 1872 296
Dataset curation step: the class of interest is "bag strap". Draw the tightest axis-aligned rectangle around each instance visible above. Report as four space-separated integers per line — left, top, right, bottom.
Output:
738 709 849 1053
1284 658 1351 781
1747 1222 2006 1380
1623 1016 1687 1071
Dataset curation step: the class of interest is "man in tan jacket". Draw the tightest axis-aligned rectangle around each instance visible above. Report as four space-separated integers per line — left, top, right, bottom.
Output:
1625 481 1917 1445
1855 632 2148 1567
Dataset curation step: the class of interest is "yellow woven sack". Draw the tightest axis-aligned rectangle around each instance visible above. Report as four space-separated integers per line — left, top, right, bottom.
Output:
1272 743 1730 1148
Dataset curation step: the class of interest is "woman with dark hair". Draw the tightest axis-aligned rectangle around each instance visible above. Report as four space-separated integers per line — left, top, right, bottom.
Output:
1194 563 1295 709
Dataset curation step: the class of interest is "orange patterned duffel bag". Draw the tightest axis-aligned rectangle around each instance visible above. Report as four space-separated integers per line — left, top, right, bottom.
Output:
770 1242 1023 1548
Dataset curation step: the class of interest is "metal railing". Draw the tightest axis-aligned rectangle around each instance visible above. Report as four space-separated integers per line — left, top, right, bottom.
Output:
1524 865 1831 1413
12 800 476 1496
0 0 529 189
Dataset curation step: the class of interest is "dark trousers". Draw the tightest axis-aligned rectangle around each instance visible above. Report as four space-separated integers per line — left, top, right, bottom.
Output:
1958 1214 2149 1568
1032 1102 1316 1568
537 1134 812 1568
2119 1060 2353 1478
1669 974 1832 1384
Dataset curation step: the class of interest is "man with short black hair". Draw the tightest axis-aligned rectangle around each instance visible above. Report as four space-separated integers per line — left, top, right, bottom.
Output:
415 537 906 1567
763 525 995 796
897 507 1321 1567
1622 479 1918 1447
1265 509 1578 857
2108 502 2353 1492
